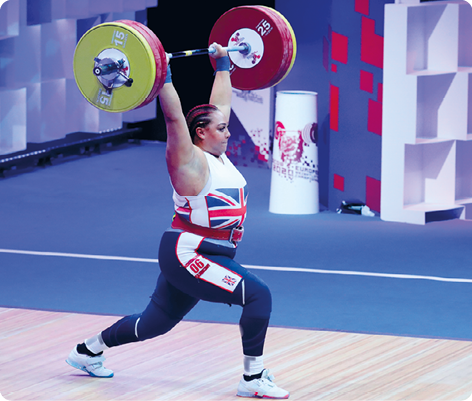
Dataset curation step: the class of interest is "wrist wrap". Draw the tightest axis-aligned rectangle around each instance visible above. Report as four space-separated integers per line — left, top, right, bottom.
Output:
215 56 230 72
164 63 172 84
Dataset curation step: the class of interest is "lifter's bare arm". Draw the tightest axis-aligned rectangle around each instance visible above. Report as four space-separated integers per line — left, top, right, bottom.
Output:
159 69 208 196
209 43 231 121
159 44 231 196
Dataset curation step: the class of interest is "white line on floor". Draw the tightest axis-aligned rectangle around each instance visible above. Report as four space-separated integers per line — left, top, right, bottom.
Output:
0 248 158 263
1 248 471 284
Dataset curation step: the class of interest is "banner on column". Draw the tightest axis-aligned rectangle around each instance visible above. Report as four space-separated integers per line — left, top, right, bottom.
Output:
269 91 319 214
228 88 272 167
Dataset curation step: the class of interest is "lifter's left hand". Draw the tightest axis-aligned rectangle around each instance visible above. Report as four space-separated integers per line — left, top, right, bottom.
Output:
209 42 228 59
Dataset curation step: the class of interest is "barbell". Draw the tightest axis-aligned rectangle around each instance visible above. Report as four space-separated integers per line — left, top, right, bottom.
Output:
73 5 297 113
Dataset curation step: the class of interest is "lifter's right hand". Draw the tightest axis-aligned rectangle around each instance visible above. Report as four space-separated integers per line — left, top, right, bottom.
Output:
209 42 228 59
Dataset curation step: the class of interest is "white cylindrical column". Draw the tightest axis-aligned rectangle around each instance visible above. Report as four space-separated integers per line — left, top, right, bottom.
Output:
269 91 319 214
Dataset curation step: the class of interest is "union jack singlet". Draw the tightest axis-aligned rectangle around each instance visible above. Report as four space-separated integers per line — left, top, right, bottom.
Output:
173 152 248 231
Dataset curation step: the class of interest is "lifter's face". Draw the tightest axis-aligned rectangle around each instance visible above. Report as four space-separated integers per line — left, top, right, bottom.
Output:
197 110 230 157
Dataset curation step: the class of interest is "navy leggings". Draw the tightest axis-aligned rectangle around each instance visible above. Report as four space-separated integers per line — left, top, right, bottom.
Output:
101 231 272 356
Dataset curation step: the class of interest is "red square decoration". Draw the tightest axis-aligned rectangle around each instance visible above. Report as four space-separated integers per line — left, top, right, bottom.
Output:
334 174 344 191
366 176 381 212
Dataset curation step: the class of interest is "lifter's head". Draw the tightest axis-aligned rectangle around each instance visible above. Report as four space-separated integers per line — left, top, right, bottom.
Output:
186 104 230 156
186 104 220 143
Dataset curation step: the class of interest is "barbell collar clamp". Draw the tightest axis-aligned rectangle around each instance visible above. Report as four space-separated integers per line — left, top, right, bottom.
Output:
93 57 133 91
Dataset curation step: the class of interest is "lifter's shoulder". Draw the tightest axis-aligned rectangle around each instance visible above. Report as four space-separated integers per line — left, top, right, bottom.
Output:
166 145 209 196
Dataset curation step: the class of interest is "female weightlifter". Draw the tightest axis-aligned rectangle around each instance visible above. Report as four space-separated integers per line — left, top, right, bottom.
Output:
66 42 289 400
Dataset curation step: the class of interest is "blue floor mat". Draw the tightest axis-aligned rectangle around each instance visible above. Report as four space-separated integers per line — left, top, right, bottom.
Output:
1 141 472 340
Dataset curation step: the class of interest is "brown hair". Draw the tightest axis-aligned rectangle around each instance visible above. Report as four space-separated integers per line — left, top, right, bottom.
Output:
185 104 219 143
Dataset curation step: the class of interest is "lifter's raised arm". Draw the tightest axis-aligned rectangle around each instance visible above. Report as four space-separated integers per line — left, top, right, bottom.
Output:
209 43 232 121
159 76 193 166
159 44 232 197
159 60 207 196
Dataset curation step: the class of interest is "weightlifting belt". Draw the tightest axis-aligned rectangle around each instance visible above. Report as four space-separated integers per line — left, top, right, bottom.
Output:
171 213 244 243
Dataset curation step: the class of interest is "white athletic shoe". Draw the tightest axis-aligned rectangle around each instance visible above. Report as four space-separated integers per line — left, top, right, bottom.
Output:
237 369 289 399
66 346 114 378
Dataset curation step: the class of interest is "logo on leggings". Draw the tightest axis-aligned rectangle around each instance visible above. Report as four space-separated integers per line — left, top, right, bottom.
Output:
186 256 210 279
222 275 237 286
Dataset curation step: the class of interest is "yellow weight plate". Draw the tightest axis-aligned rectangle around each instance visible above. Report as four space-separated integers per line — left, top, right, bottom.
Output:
74 22 156 113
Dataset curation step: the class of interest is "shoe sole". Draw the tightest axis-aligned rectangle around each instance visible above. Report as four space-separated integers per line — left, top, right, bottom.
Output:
66 358 114 378
237 390 289 399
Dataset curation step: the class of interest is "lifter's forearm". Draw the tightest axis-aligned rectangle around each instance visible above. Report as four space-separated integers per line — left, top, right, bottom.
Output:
159 82 195 167
210 70 232 112
159 83 185 124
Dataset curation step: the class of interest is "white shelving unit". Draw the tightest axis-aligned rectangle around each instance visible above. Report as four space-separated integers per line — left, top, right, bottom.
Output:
381 0 472 224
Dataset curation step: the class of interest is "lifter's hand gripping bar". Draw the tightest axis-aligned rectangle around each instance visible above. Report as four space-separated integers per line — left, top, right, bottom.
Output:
167 44 250 59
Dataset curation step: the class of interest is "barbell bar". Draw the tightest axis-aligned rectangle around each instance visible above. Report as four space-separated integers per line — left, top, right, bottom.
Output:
167 44 251 59
94 45 251 77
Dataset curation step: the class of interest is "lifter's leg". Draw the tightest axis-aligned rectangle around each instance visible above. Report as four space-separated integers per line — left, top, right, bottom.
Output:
157 241 289 398
236 271 289 399
66 274 198 378
100 273 199 347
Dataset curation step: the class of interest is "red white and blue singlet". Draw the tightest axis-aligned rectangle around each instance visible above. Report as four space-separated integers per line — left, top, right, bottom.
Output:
173 152 248 233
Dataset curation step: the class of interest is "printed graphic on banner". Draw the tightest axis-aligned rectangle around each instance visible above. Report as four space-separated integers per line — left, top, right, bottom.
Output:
228 88 272 167
0 0 9 9
234 91 269 162
272 120 319 182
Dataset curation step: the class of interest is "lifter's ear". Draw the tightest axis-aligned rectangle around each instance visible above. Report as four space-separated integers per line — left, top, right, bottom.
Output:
195 126 205 141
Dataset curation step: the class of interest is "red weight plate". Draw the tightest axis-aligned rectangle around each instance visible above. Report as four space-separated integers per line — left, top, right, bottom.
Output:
269 18 294 87
258 6 297 86
117 20 166 108
251 6 290 88
130 22 167 107
123 20 167 107
209 6 291 91
253 6 297 88
254 6 295 88
232 6 289 90
117 20 167 108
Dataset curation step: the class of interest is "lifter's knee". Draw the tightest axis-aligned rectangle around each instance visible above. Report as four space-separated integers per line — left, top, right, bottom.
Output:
242 272 272 319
